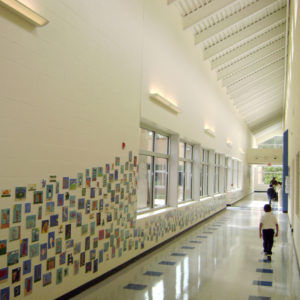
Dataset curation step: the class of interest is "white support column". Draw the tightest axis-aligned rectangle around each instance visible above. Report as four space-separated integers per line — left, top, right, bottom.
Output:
192 144 201 201
168 134 179 207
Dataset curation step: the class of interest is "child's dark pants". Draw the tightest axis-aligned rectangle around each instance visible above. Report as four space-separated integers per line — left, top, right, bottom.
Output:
263 229 274 255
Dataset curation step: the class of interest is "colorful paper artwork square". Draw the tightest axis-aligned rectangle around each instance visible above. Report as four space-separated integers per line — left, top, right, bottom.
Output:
46 184 53 200
66 239 74 249
56 268 63 284
56 238 62 254
57 194 64 207
26 215 36 229
90 222 95 235
69 211 77 221
78 198 85 210
34 264 41 282
47 257 55 271
1 209 10 229
12 204 22 223
31 228 39 242
70 179 77 190
41 220 49 233
0 240 7 256
46 202 54 214
24 203 31 213
62 177 69 189
40 243 47 261
77 173 83 187
65 224 71 240
12 267 21 283
0 287 9 300
9 226 20 241
7 250 19 266
43 272 52 286
23 259 31 275
14 285 21 297
76 213 82 227
48 232 55 249
50 214 59 227
29 243 39 258
59 252 66 265
85 200 90 214
33 191 43 204
15 187 26 200
20 238 28 257
74 242 81 255
38 206 42 220
82 224 88 235
69 196 76 208
1 189 11 198
0 267 8 282
62 206 68 222
24 276 33 296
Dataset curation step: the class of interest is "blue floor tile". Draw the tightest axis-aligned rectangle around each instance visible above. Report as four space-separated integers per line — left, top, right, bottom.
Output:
124 283 147 290
171 252 186 256
253 280 272 287
197 236 208 238
181 246 195 249
143 271 163 276
249 296 271 300
159 261 176 266
259 259 272 263
190 240 202 243
256 268 273 274
203 231 213 234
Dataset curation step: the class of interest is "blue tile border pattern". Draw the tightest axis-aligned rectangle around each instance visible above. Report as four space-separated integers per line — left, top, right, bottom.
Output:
143 271 163 276
124 283 147 290
197 236 208 238
256 268 273 274
159 261 176 266
248 296 271 300
181 246 195 249
189 240 202 244
171 253 187 256
253 280 272 287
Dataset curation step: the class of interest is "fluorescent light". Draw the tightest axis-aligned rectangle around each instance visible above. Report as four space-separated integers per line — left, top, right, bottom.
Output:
0 0 49 26
150 93 180 113
204 126 215 137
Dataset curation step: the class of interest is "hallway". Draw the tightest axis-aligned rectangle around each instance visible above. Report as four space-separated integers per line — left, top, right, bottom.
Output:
71 193 300 300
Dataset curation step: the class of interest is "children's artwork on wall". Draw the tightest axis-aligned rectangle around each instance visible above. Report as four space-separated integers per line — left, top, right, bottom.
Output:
33 191 43 204
0 287 9 300
1 189 11 198
76 213 82 227
50 215 59 227
69 179 77 190
85 169 89 178
57 194 64 207
59 252 66 265
40 243 47 261
93 258 98 273
98 167 103 177
41 220 49 233
56 267 63 284
0 267 8 283
90 188 95 199
96 212 101 226
23 259 31 275
0 240 7 256
38 206 42 220
12 267 21 283
77 173 83 187
99 229 104 240
62 177 69 189
14 285 21 297
56 238 62 254
85 262 91 273
90 222 95 235
20 238 28 257
80 252 85 267
1 208 10 229
82 188 86 197
28 184 36 191
62 207 68 222
47 257 55 270
74 242 81 255
81 224 88 235
74 260 79 275
66 239 73 249
93 237 98 249
24 203 31 213
46 202 54 214
92 168 97 181
24 276 33 296
34 264 41 282
64 267 69 277
70 196 76 208
12 204 22 223
48 232 55 249
90 249 96 260
85 200 90 214
69 211 76 222
7 250 19 266
85 236 90 251
9 226 20 241
65 224 71 240
43 272 51 286
31 228 39 243
29 243 39 258
78 198 85 210
46 184 53 200
15 187 26 200
99 250 103 263
26 215 36 229
86 177 91 188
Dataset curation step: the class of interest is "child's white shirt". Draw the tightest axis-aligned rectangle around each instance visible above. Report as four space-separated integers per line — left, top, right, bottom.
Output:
260 212 278 230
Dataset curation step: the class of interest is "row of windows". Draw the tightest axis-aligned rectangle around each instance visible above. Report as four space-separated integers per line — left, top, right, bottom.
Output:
137 128 242 211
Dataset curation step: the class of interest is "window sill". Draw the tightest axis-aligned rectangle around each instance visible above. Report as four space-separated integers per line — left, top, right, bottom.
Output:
137 206 175 220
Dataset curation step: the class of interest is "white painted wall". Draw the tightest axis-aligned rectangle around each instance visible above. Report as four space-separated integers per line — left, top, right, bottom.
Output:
285 0 300 268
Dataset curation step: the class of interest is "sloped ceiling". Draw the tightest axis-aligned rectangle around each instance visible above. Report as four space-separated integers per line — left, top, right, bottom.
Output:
168 0 288 138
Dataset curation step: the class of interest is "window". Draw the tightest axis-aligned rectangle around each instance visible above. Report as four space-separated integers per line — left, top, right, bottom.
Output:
178 142 193 202
214 153 221 194
200 149 209 197
257 165 283 184
224 157 228 192
137 128 169 210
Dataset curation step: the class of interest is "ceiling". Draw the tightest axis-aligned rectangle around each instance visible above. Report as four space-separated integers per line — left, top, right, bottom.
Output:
168 0 288 139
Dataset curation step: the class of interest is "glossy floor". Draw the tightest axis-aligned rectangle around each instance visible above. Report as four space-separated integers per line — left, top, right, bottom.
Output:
71 193 300 300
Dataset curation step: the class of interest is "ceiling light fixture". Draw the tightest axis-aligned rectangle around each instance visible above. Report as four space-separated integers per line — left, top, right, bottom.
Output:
0 0 49 26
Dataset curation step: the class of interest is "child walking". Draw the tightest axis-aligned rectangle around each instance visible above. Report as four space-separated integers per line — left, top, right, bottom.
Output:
259 204 279 261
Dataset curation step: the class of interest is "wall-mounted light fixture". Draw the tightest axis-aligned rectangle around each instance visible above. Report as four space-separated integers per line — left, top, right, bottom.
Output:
204 126 215 137
239 147 245 154
149 93 180 113
0 0 49 26
226 140 232 147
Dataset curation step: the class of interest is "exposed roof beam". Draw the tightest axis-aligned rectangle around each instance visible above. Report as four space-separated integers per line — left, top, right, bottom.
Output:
211 22 286 69
217 39 285 79
242 104 282 120
227 66 284 95
246 109 283 129
195 0 278 42
203 8 286 59
222 49 285 86
251 112 283 134
227 60 284 92
237 96 282 114
182 0 235 30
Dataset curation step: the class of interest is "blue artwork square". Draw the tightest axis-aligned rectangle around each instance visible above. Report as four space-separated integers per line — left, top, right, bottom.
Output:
25 203 31 213
171 253 186 257
143 271 163 276
14 285 21 297
124 283 147 290
23 259 31 275
159 261 176 266
50 215 59 227
256 268 273 274
181 246 195 249
253 280 272 287
1 287 10 300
